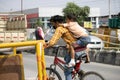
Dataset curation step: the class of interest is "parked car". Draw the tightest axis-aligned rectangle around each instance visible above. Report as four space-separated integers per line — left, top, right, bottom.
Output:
87 35 104 50
44 28 104 50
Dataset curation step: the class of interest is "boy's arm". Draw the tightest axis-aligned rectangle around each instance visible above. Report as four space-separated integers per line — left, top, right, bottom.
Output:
61 23 69 28
46 27 63 47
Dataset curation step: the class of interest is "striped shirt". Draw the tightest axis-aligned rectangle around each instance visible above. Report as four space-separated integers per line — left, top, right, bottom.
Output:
48 26 76 47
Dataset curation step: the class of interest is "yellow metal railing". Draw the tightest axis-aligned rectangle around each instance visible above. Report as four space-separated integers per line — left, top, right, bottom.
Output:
91 32 120 50
0 40 47 80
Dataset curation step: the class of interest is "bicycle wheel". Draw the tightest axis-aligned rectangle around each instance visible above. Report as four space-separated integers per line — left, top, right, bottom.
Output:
46 67 62 80
81 71 104 80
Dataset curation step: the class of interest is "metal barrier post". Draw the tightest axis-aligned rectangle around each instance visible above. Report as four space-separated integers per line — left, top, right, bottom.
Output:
41 44 47 80
13 47 16 55
36 42 47 80
36 42 43 80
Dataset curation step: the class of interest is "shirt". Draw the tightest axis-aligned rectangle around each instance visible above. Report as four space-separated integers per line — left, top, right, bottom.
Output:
63 22 88 38
48 26 76 47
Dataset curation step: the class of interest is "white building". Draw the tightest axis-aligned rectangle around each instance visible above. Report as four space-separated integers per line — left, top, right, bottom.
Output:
12 0 120 29
38 0 120 28
79 0 120 28
38 7 63 29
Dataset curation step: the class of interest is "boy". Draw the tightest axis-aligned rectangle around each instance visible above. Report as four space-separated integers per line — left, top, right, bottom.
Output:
62 14 90 64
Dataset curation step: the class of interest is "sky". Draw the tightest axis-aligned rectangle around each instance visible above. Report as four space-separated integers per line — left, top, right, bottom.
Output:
0 0 104 12
0 0 120 15
0 0 75 12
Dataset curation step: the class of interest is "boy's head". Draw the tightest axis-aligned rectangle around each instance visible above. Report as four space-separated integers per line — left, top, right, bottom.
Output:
50 15 64 23
50 15 64 29
65 14 77 22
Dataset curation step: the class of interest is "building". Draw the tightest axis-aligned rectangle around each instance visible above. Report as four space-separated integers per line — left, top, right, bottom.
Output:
12 7 63 39
11 0 120 29
82 0 120 28
38 7 63 29
12 7 63 30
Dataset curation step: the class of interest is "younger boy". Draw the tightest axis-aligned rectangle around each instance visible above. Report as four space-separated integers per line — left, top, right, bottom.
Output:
62 14 90 65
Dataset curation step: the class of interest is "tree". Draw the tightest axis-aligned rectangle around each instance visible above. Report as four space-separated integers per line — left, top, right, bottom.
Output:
63 2 90 25
35 19 43 28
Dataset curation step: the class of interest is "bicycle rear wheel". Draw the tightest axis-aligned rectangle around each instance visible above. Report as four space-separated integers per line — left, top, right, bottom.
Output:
81 71 104 80
46 67 62 80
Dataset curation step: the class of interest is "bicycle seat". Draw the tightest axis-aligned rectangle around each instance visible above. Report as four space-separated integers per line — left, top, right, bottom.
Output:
74 46 87 52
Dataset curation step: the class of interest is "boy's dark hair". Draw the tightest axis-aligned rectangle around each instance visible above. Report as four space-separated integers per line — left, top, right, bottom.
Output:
65 14 77 21
50 15 64 23
50 16 54 22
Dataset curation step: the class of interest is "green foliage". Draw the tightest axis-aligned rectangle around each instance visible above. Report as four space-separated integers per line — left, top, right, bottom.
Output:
63 2 90 25
63 2 80 16
35 19 43 27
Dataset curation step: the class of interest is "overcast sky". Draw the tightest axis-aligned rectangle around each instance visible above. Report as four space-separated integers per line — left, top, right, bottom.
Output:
0 0 103 12
0 0 120 14
0 0 75 12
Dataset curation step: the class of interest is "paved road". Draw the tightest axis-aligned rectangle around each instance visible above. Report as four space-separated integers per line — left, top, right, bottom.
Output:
22 52 120 80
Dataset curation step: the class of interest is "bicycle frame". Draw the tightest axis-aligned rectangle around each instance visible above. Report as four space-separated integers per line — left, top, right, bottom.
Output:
47 46 105 80
53 56 66 71
49 46 84 79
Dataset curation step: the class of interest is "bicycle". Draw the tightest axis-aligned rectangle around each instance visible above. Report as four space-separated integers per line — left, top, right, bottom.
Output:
46 45 105 80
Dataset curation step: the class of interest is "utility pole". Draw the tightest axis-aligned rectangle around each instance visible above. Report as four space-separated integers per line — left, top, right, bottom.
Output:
108 0 111 18
21 0 23 13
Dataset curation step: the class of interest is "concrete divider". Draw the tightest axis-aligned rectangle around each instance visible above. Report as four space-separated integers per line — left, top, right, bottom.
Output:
115 51 120 65
93 50 119 66
95 51 108 63
44 47 120 66
104 51 116 64
89 50 96 62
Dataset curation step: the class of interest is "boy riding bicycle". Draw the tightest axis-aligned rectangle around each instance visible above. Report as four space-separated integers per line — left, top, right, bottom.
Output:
44 15 90 80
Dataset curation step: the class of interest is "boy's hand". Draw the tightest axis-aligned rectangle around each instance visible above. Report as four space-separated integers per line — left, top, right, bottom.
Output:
43 43 49 48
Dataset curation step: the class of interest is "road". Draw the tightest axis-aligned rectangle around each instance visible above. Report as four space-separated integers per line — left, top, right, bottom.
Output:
22 52 120 80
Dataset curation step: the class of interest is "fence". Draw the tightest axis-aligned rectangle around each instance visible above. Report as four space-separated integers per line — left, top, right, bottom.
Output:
91 30 120 50
0 40 47 80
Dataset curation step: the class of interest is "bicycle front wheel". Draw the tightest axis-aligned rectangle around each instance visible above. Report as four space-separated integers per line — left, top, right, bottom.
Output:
46 67 62 80
81 71 104 80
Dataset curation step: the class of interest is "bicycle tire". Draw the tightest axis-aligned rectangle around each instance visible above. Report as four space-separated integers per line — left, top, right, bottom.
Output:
46 67 62 80
81 71 105 80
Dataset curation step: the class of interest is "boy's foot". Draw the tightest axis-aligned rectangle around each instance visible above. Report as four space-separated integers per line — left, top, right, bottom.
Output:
68 59 75 67
84 60 90 63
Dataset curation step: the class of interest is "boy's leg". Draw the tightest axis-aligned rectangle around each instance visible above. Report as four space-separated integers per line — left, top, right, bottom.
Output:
64 70 72 80
85 48 90 63
68 45 75 66
64 53 73 80
75 37 90 63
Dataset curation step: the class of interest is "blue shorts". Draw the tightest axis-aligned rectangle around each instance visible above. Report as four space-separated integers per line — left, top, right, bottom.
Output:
76 36 91 47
